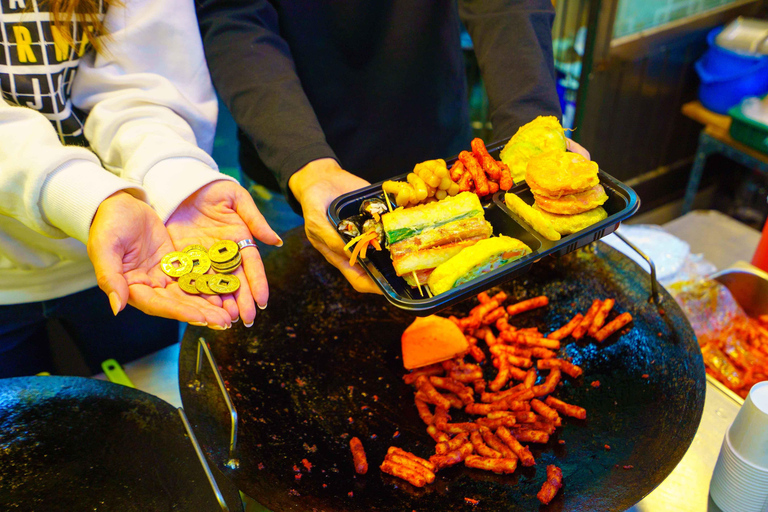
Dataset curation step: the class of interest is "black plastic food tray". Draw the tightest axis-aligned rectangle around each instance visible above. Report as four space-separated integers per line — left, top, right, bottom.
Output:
328 141 640 315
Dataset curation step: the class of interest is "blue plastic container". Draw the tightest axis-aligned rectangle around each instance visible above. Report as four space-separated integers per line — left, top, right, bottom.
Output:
701 27 767 75
696 27 768 114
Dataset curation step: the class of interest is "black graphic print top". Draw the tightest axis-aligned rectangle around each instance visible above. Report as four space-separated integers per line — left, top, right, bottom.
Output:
0 0 104 145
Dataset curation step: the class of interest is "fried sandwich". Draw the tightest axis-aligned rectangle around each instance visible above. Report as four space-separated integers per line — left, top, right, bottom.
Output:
381 192 492 287
427 236 532 296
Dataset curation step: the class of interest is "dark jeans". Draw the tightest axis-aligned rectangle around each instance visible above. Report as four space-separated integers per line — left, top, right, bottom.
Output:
0 286 178 378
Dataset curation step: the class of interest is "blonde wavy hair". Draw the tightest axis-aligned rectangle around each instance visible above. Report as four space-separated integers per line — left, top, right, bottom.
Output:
43 0 113 53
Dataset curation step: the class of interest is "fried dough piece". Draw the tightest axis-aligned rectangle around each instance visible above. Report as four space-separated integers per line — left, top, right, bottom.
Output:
526 151 599 197
499 116 568 183
350 437 368 474
537 465 563 504
533 184 608 215
532 204 608 236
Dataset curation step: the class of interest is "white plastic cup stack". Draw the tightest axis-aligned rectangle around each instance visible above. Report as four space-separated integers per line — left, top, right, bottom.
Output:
710 380 768 512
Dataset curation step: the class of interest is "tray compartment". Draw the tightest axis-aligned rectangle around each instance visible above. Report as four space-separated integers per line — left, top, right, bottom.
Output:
328 145 640 315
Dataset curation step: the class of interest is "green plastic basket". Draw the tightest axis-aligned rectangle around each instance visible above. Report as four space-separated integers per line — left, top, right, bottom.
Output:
729 97 768 154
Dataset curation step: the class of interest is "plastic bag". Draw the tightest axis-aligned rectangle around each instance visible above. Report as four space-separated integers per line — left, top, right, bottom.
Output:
669 279 768 397
601 224 717 284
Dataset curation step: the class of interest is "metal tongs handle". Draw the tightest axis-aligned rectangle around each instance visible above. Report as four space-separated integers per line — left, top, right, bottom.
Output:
178 408 230 511
613 231 661 304
196 337 239 465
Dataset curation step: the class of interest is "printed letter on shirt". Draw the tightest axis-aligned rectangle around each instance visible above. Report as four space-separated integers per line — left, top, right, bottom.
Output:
12 26 36 63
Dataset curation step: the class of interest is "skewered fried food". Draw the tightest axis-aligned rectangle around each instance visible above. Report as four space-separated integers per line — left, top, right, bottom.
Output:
382 159 460 207
471 138 502 181
459 151 490 196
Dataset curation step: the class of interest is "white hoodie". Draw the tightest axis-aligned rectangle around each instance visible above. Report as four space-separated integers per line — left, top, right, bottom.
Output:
0 0 233 304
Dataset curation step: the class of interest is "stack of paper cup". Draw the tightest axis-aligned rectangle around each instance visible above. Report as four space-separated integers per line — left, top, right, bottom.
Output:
710 380 768 512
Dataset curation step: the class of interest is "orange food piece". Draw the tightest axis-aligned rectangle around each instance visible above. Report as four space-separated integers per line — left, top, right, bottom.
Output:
401 315 469 370
537 465 563 504
349 437 368 474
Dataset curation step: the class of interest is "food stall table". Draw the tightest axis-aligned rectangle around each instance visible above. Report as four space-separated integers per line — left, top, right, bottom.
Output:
680 101 768 215
107 209 758 511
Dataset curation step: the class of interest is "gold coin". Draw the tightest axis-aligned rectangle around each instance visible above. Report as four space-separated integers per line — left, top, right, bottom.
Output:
211 252 242 274
194 274 217 295
161 251 194 278
186 249 212 275
178 273 203 294
208 273 241 294
208 241 239 264
183 244 207 253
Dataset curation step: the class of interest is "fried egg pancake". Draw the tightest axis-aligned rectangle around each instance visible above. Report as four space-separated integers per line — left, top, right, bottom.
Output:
526 151 599 197
533 184 608 215
532 204 608 235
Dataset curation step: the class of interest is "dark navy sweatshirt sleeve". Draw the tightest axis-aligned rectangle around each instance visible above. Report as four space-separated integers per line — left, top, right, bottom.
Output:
196 0 338 195
459 0 562 141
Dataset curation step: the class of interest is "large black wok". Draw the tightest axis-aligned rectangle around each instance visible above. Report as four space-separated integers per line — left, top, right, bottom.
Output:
0 376 243 512
178 226 705 511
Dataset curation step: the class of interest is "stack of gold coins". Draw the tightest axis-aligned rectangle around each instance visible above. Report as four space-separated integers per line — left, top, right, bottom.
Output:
160 242 241 295
208 241 242 274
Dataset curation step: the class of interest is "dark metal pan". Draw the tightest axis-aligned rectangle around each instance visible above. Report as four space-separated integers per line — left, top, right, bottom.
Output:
178 226 705 511
0 376 244 512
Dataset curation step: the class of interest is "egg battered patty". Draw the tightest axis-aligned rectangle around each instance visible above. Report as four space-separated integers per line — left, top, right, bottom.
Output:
533 184 608 215
532 204 608 235
526 151 599 197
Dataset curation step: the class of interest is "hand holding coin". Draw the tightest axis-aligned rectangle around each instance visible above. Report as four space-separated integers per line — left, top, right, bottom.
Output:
166 180 282 326
87 191 234 329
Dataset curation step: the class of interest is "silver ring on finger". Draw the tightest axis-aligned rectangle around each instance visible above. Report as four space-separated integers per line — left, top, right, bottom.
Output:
237 239 258 250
